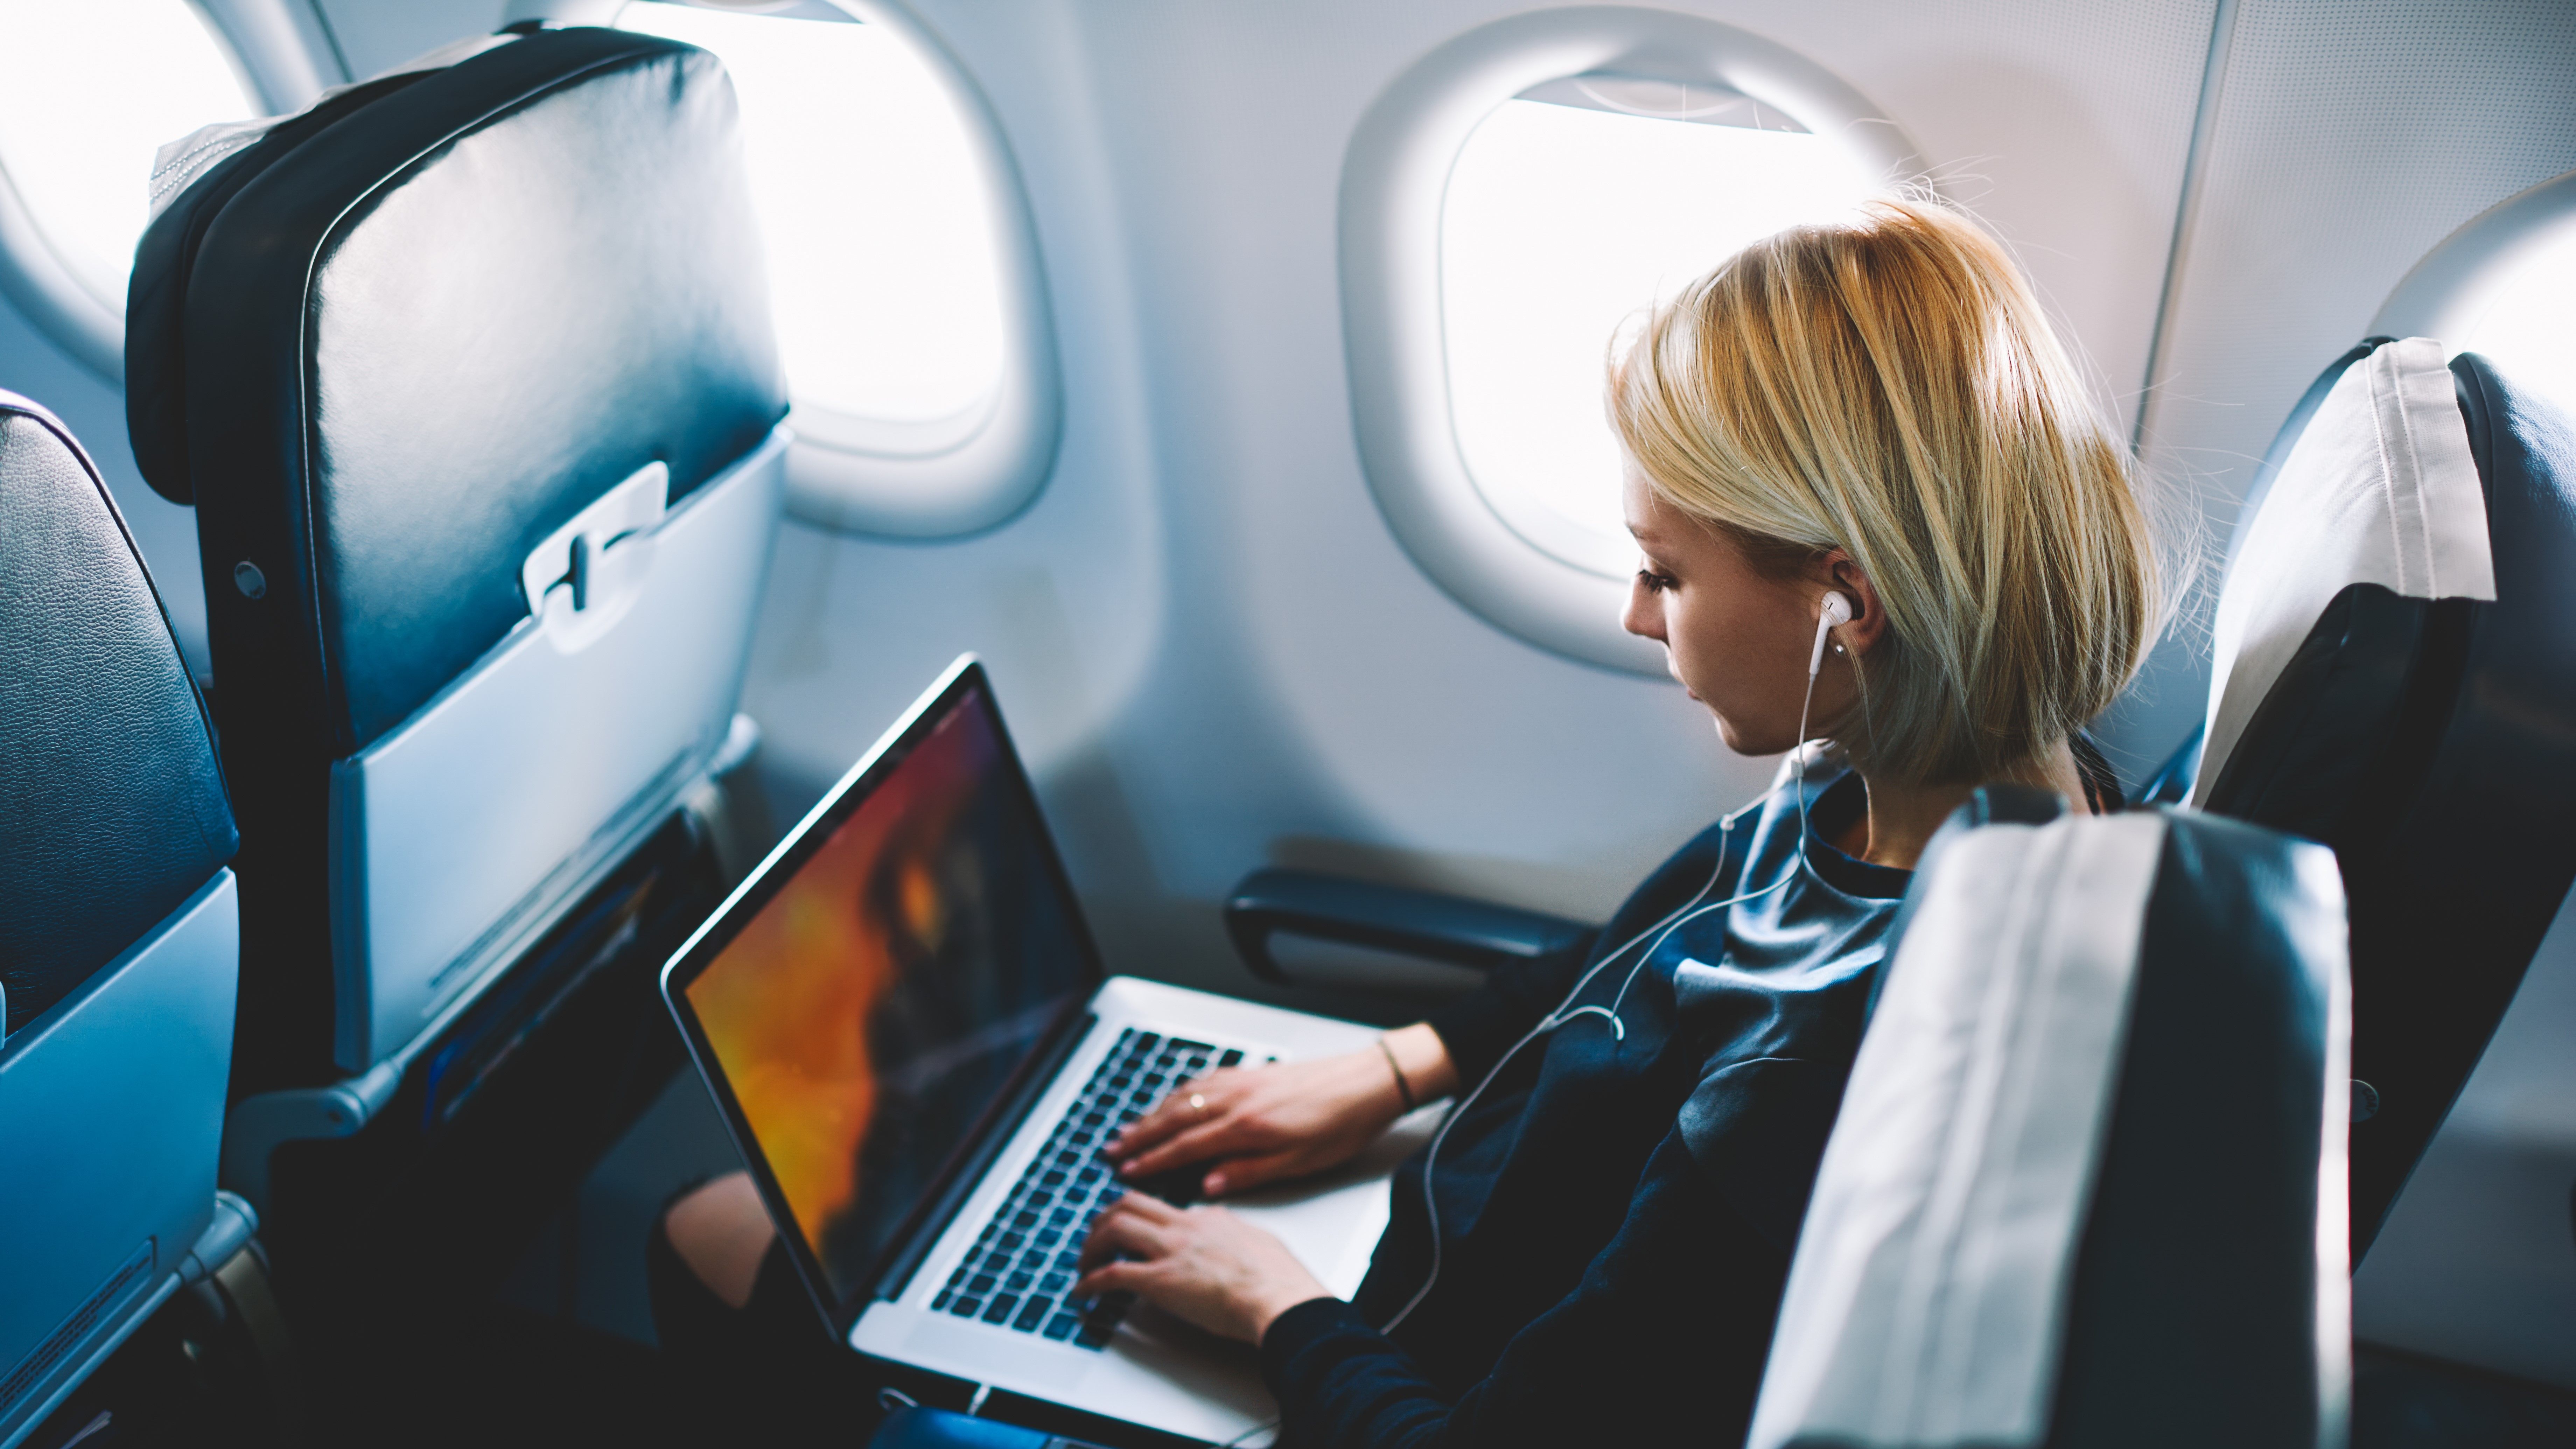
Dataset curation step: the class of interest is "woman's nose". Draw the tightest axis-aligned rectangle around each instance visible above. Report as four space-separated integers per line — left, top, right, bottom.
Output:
1620 581 1664 641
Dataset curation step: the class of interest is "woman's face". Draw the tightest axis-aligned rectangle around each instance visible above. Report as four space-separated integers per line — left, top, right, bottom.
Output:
1620 466 1837 757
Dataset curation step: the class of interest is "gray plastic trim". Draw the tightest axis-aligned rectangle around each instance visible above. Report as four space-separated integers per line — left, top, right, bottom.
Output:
324 428 783 1072
0 872 238 1449
0 162 123 382
0 1 322 384
775 0 1064 538
1338 6 1921 673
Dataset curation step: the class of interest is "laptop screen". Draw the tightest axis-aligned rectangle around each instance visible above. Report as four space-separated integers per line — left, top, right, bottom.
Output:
670 661 1099 1310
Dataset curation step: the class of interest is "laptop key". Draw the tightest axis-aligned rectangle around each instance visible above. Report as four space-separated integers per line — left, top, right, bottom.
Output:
1041 1272 1071 1294
951 1297 983 1317
1218 1049 1244 1068
1043 1314 1081 1342
1054 1251 1081 1272
983 1294 1020 1324
968 1274 997 1295
1006 1271 1034 1293
1014 1297 1053 1331
932 1291 954 1312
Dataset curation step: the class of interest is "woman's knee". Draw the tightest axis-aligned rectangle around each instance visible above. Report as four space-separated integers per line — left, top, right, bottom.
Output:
661 1170 776 1311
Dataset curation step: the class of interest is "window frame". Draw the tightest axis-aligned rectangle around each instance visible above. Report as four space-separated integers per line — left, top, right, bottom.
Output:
606 0 1062 538
2373 167 2576 352
0 0 319 381
1339 8 1919 674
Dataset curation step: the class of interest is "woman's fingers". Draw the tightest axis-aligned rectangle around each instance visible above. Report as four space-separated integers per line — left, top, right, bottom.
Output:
1106 1069 1236 1161
1075 1191 1181 1272
1114 1116 1246 1180
1074 1210 1158 1274
1202 1147 1305 1198
1104 1089 1197 1161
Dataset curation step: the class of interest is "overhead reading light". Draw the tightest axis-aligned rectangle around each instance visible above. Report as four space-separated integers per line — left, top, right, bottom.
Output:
1516 72 1809 133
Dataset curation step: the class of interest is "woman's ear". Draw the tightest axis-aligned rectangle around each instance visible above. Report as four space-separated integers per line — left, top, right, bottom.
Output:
1816 551 1889 657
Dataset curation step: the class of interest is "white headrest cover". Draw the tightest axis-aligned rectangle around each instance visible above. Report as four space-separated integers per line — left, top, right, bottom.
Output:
1748 812 2169 1449
2193 337 2495 805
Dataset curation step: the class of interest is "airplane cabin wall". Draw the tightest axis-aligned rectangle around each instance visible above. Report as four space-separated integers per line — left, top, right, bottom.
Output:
733 0 2230 1002
6 0 2576 1390
2114 0 2576 772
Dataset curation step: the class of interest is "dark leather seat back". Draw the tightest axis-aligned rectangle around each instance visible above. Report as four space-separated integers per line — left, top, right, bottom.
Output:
125 26 787 1093
0 393 236 1033
0 391 244 1443
2190 337 2576 1250
1753 792 2349 1449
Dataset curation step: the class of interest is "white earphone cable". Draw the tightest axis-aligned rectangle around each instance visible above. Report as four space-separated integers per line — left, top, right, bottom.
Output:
1378 600 1850 1335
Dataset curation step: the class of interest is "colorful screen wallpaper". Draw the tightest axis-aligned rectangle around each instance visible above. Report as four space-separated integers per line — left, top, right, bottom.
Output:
687 687 1091 1303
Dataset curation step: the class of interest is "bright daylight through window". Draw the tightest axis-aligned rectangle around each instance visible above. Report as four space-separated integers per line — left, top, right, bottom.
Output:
2447 226 2576 410
616 2 1009 434
1442 77 1881 576
0 0 257 318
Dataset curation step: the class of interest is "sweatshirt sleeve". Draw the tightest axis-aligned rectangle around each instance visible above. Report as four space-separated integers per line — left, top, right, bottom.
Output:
1418 933 1592 1086
1258 1129 1792 1449
1422 821 1734 1086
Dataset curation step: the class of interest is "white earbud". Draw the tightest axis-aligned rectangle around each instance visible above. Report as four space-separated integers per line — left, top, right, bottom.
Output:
1808 591 1856 678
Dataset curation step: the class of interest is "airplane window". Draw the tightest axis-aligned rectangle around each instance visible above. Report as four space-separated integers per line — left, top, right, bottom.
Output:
1342 10 1916 673
0 0 259 368
1442 77 1882 576
2447 227 2576 406
617 2 1006 426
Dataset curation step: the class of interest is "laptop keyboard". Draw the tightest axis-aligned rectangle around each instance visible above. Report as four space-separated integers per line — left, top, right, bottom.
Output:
930 1027 1264 1349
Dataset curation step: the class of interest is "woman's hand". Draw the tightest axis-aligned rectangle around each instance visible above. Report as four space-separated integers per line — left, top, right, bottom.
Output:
1107 1024 1458 1197
1074 1191 1330 1344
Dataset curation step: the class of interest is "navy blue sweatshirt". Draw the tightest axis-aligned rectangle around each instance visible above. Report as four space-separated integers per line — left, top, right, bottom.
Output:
1258 764 1908 1448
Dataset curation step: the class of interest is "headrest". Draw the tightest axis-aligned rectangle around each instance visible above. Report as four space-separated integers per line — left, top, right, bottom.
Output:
126 25 784 749
2192 341 2576 1250
0 392 237 1036
2196 337 2495 803
1751 807 2348 1449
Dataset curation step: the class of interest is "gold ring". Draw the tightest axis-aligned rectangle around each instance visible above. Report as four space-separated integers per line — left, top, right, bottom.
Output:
1190 1093 1208 1118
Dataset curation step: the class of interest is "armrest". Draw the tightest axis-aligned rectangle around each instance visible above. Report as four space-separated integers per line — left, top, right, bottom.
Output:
1224 867 1596 986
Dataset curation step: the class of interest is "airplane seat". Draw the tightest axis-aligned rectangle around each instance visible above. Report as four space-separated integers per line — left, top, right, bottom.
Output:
118 24 787 1269
2179 335 2576 1252
1749 789 2352 1449
0 391 270 1446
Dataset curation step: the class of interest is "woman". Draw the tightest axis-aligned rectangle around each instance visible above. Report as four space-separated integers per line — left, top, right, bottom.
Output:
655 197 2158 1445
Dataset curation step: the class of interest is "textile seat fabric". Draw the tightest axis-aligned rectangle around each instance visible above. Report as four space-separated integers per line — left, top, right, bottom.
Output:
1752 791 2350 1449
2190 337 2576 1250
0 391 244 1447
122 25 786 1098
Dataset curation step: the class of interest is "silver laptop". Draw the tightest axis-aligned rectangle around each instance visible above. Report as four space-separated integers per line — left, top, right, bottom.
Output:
661 654 1411 1446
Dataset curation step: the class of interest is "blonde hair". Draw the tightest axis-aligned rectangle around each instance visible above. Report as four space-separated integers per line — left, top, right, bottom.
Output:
1610 198 2159 788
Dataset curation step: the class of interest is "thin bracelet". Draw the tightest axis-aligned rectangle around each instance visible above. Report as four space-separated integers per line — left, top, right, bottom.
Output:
1377 1036 1417 1113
